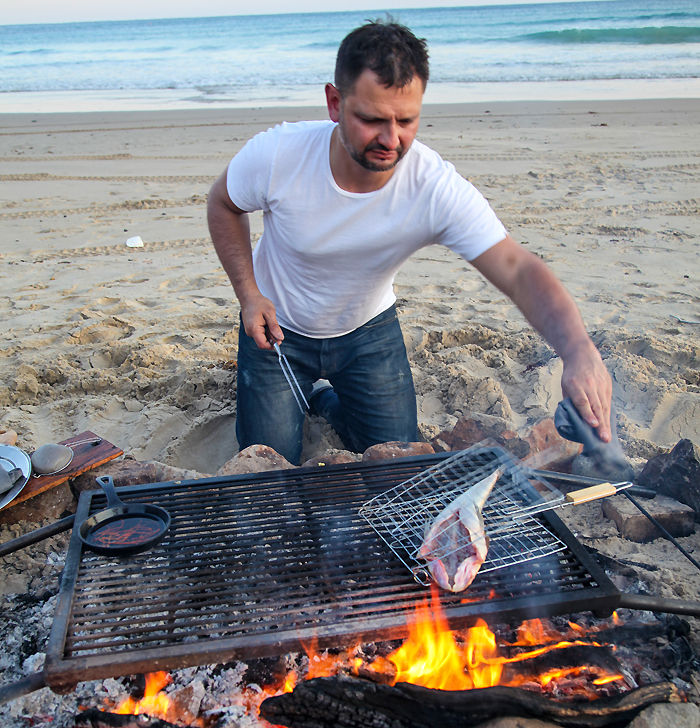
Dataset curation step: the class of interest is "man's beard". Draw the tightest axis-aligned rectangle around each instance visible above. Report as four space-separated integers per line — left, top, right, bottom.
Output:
337 118 405 172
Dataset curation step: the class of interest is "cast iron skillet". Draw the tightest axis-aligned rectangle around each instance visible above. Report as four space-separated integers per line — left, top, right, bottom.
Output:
79 475 171 556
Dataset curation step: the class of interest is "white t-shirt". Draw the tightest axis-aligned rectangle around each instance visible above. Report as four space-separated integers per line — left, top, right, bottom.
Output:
226 120 507 338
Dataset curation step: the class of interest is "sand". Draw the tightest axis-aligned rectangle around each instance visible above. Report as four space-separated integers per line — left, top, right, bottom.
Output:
1 97 700 724
1 99 698 472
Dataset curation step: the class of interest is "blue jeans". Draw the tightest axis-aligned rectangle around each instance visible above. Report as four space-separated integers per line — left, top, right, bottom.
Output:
236 304 418 464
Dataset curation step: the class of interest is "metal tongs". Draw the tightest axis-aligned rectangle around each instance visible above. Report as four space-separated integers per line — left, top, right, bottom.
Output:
272 342 309 414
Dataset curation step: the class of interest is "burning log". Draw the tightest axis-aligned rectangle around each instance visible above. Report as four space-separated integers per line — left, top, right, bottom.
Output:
260 675 682 728
500 644 624 684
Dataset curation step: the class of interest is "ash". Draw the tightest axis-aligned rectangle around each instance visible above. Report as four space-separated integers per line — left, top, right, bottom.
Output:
3 504 700 727
0 521 302 727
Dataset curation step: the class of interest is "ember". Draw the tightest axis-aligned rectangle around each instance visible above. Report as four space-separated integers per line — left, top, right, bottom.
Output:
97 589 631 727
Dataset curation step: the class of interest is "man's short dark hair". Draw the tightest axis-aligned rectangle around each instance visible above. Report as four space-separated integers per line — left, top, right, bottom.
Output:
335 20 429 97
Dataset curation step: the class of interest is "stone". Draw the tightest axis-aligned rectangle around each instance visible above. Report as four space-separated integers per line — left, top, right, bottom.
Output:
627 701 700 728
70 458 207 496
362 441 435 461
301 452 360 468
22 652 45 675
638 439 700 519
0 481 76 527
601 494 695 543
431 416 581 471
215 444 297 476
431 416 499 454
165 680 205 726
0 429 18 446
477 719 562 728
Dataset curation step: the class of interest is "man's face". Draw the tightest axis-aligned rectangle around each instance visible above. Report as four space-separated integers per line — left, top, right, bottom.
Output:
328 69 424 173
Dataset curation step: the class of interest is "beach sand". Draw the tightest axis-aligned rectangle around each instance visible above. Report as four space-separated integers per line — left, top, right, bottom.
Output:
1 99 698 471
1 99 700 721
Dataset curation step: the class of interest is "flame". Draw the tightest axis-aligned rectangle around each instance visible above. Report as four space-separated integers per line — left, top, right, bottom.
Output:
463 621 502 688
594 673 625 686
107 601 627 725
115 671 172 716
383 592 625 694
389 589 478 690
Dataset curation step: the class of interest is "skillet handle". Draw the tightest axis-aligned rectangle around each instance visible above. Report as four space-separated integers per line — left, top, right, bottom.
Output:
95 475 125 509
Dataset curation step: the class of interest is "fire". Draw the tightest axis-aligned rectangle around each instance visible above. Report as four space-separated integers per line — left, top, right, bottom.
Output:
106 597 626 725
389 590 481 690
114 671 172 716
384 590 624 693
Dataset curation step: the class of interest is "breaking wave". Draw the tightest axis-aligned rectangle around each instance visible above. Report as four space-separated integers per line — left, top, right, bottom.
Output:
518 26 700 45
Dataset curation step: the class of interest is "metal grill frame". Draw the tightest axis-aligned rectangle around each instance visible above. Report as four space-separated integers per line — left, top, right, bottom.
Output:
44 450 620 692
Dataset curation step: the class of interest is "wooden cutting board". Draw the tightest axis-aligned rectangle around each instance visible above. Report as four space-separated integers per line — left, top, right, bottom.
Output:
3 431 123 510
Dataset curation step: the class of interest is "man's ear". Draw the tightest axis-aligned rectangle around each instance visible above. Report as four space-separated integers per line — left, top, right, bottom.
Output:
325 83 341 122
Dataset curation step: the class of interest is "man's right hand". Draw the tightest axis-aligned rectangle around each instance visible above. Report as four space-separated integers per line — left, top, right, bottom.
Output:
209 168 283 350
241 293 284 350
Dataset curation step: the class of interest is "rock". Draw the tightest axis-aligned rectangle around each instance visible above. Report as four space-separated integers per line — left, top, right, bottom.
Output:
302 452 360 468
362 441 435 461
165 679 205 726
521 418 582 472
0 429 18 446
70 459 158 494
627 701 700 728
0 481 76 527
153 462 207 483
638 439 700 518
70 458 207 496
431 416 504 454
477 719 562 728
601 494 695 543
431 416 581 471
215 444 297 476
22 652 45 675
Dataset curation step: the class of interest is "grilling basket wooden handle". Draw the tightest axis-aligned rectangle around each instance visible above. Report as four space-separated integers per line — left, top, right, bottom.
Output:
506 480 635 521
563 481 632 505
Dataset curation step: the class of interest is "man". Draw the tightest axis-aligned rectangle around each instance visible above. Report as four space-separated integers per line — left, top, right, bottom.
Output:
208 20 612 465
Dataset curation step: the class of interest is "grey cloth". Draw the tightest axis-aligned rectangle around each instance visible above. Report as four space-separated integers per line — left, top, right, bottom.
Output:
554 397 634 482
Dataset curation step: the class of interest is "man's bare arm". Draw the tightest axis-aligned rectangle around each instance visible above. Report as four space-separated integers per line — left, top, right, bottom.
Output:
471 235 612 442
207 169 283 350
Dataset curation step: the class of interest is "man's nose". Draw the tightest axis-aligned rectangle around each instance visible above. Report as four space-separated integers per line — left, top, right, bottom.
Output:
377 120 400 150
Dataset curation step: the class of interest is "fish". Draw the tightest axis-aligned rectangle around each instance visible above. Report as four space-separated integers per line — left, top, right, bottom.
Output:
418 467 504 592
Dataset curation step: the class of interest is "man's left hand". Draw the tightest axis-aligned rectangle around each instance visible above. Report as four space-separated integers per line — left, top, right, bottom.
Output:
560 339 612 442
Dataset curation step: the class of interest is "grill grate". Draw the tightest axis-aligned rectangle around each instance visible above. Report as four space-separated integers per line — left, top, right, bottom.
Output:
45 450 620 691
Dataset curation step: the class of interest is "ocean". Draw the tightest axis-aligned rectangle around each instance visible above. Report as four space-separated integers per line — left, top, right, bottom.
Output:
1 0 699 112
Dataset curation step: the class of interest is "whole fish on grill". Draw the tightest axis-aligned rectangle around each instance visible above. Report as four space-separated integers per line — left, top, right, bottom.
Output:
418 467 503 592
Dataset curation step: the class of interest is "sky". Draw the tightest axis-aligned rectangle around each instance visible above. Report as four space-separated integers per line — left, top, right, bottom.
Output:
4 0 618 26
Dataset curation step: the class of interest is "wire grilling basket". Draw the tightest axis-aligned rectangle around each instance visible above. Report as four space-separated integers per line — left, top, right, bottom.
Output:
359 443 630 587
